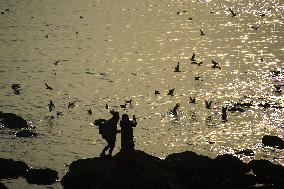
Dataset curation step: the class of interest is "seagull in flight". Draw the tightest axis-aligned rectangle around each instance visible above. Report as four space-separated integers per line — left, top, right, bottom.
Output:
45 83 53 90
53 59 68 65
212 60 221 69
229 8 237 17
205 100 213 109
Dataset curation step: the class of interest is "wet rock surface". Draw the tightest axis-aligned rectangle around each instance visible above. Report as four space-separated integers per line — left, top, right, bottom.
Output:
24 168 58 185
0 112 28 129
0 158 28 179
15 130 38 138
262 135 284 149
0 182 8 189
61 150 284 189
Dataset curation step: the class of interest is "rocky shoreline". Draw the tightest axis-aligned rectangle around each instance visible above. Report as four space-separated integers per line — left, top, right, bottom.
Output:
1 149 284 189
1 112 284 188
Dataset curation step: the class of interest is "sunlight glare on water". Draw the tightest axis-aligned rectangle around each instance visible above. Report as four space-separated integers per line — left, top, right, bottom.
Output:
0 0 283 188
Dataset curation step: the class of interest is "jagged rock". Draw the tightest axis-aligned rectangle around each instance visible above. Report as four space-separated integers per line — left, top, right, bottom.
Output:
24 168 58 185
61 150 284 189
0 158 29 179
164 152 253 188
61 150 185 189
0 182 8 189
248 159 284 186
0 112 28 129
262 135 284 149
213 154 250 176
235 149 255 156
164 151 214 188
15 130 37 137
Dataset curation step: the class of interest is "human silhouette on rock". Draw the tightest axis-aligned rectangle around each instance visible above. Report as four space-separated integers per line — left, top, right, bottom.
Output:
97 110 120 157
120 114 137 153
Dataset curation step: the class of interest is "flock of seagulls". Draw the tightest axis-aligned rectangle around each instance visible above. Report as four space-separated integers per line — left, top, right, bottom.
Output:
5 3 282 125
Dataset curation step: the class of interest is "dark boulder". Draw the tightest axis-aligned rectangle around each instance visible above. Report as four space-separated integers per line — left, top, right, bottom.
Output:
61 150 185 189
0 158 29 179
248 159 284 186
235 149 255 156
164 152 254 188
0 112 28 129
164 151 214 188
15 130 38 137
24 168 58 185
262 135 284 149
0 182 8 189
213 154 250 176
61 150 284 189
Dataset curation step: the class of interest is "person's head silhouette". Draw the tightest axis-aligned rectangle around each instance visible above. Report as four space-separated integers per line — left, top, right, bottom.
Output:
122 114 129 121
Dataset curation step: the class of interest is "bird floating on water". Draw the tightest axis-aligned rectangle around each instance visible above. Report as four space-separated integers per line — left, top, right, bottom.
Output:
48 100 55 112
170 103 180 116
200 29 205 36
12 84 21 95
174 62 180 72
195 76 202 81
251 23 263 30
190 53 196 62
56 111 63 117
273 84 282 93
192 61 203 66
105 103 109 109
120 103 127 109
54 59 68 65
125 99 132 106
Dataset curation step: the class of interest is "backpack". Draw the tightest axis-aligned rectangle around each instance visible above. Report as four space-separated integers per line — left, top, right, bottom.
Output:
94 119 107 137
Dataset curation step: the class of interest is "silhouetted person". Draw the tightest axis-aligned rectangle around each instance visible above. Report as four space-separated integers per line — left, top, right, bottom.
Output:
120 114 137 153
99 110 120 157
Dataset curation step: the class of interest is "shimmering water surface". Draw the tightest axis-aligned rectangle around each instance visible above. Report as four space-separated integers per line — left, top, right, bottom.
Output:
0 0 283 188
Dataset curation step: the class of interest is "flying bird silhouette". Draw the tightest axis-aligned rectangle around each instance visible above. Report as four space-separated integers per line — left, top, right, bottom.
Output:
167 88 175 97
212 60 221 69
155 90 160 95
205 100 213 109
68 101 76 109
87 109 92 115
45 83 53 90
229 8 237 17
189 97 196 104
48 100 55 112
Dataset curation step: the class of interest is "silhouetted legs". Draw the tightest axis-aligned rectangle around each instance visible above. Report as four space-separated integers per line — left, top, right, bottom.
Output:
100 140 115 157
